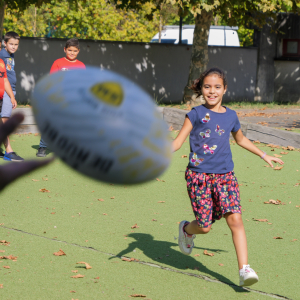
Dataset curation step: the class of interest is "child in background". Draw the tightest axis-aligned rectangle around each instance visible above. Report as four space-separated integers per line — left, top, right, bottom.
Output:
173 67 284 286
36 38 86 157
0 31 24 161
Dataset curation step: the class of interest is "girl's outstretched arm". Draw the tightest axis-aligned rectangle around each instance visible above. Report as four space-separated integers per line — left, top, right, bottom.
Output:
231 129 284 168
172 117 193 152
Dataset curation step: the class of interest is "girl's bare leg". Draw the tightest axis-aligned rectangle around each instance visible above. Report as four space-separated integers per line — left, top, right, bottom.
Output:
184 220 211 235
224 212 248 270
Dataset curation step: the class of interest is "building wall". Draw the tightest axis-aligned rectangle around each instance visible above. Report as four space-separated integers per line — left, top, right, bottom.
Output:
274 60 300 103
13 37 258 104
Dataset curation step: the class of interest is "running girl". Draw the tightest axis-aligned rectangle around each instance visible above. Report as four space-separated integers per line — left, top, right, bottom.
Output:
173 67 284 286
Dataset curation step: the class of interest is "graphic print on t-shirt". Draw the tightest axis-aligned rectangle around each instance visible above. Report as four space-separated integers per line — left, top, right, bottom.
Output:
203 144 217 154
215 124 225 136
0 71 5 78
190 153 204 166
201 113 210 123
6 58 14 71
61 68 69 71
199 129 211 139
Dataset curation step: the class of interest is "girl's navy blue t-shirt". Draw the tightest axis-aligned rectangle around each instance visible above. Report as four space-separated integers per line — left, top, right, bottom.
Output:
186 105 240 174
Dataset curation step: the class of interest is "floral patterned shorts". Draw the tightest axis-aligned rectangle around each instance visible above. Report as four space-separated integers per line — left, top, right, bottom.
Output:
185 168 241 228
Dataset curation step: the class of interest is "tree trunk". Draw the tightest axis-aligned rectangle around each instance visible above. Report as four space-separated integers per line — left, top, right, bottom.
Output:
0 2 5 49
158 13 162 43
183 10 213 104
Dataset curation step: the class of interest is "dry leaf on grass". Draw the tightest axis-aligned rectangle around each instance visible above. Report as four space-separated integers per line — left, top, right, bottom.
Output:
39 188 50 193
274 154 282 158
98 199 104 202
264 199 283 205
131 224 139 229
274 166 284 170
194 254 200 257
158 201 165 203
273 237 283 239
122 257 137 262
0 255 17 260
152 219 157 221
3 266 10 269
103 213 107 215
285 128 293 131
253 140 260 144
32 179 39 182
76 262 92 269
181 155 187 158
287 146 295 151
203 250 214 257
130 294 146 298
71 274 84 278
42 178 48 181
53 249 66 256
110 196 115 199
280 152 289 155
71 270 78 273
218 263 224 266
291 239 298 242
0 284 3 288
168 126 174 131
0 240 10 246
252 218 268 222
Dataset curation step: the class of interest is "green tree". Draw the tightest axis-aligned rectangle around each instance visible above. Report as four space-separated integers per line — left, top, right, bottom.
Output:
117 0 300 102
3 0 161 42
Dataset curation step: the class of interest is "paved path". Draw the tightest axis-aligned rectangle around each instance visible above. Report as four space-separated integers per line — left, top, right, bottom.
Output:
235 108 300 129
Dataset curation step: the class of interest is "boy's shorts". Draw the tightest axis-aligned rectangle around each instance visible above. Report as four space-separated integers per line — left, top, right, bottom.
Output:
0 91 16 118
185 168 241 228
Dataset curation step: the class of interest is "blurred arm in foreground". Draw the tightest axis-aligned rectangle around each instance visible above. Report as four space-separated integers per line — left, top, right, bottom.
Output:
0 113 54 191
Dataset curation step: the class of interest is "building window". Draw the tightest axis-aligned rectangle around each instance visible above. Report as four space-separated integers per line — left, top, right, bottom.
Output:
283 39 300 57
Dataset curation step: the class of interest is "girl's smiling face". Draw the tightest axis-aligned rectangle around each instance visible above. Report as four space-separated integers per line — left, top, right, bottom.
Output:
201 74 227 111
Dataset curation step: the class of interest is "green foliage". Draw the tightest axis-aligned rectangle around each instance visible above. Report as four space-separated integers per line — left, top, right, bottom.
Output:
237 27 254 47
3 0 161 42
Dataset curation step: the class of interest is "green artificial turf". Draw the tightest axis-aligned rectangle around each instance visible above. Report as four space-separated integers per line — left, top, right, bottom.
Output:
0 133 299 299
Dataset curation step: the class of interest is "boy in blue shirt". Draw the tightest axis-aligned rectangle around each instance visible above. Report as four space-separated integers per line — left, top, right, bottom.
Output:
0 31 24 161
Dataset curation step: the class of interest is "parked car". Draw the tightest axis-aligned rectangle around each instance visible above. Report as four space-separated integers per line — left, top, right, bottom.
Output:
151 25 240 46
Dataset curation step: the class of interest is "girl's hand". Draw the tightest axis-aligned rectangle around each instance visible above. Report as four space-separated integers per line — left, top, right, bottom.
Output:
263 155 284 168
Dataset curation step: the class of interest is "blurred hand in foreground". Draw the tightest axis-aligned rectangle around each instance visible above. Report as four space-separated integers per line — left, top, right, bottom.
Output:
0 113 54 191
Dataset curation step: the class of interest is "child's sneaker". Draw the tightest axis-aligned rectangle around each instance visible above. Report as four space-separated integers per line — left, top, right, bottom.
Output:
178 220 195 255
3 152 24 162
36 147 47 157
239 264 259 286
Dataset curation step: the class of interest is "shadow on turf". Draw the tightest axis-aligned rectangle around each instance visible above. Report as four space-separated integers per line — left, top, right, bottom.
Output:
31 145 53 155
110 233 247 293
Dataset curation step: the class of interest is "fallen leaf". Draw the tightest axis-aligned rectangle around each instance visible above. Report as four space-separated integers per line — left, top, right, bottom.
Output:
274 154 282 158
50 212 56 215
98 199 104 202
0 250 5 253
0 284 3 288
285 128 293 131
168 126 174 131
130 294 146 298
181 155 187 158
53 249 66 256
76 262 92 269
268 223 272 225
3 266 10 269
42 178 48 181
253 140 260 144
158 201 165 203
273 236 283 239
274 166 284 170
218 263 224 266
71 270 78 273
70 291 76 293
252 218 268 222
39 188 50 193
71 274 84 278
194 254 200 257
32 179 39 182
131 224 139 229
291 239 298 242
287 146 295 151
203 250 214 257
0 255 17 260
110 196 115 199
264 199 282 205
122 257 131 262
0 240 10 246
103 213 107 215
280 183 286 185
280 152 289 155
152 219 157 221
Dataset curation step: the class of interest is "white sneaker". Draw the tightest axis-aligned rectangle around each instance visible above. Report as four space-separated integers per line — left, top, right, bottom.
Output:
239 264 259 286
178 220 195 255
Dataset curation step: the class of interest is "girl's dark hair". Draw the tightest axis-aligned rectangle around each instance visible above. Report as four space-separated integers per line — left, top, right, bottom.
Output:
189 67 227 97
65 38 80 49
